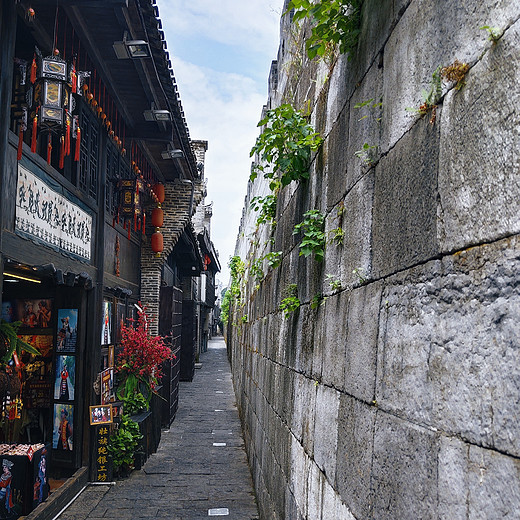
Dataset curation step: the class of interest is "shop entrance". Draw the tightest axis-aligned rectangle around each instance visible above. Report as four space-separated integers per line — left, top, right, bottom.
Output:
0 262 88 518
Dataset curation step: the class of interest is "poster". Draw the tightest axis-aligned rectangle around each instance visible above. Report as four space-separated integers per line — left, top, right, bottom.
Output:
1 301 15 322
116 303 126 343
18 335 53 358
94 426 112 482
101 301 112 345
57 309 78 352
32 447 49 509
54 356 75 401
17 299 53 328
52 404 73 451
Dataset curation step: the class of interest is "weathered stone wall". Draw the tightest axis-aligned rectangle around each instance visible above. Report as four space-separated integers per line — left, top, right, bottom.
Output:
229 1 520 519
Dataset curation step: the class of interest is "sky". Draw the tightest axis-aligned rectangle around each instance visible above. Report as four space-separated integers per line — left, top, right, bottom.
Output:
158 1 286 287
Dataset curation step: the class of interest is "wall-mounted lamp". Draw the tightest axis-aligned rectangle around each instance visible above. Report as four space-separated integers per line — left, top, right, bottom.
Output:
144 109 171 122
113 32 151 59
161 145 184 160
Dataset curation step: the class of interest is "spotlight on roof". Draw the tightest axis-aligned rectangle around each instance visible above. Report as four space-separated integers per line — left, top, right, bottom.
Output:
161 146 184 160
113 32 151 59
144 109 172 122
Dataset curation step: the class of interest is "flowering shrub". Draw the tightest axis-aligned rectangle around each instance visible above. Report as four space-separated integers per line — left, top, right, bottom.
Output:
116 305 173 399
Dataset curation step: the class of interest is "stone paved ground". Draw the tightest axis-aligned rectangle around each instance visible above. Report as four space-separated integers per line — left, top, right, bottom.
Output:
58 337 259 520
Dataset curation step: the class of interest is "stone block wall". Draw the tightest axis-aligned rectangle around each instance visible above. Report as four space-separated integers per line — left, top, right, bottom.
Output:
229 1 520 519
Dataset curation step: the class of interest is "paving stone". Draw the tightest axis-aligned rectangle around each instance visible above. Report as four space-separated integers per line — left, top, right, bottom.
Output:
56 337 258 520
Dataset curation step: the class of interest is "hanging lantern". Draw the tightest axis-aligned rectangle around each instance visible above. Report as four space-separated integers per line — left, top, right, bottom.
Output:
118 178 143 221
153 183 165 204
34 52 71 130
151 231 163 257
151 207 164 228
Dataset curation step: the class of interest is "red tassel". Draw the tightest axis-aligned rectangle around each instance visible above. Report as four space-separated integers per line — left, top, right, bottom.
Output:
65 119 71 156
17 127 24 161
142 212 146 236
74 127 81 161
112 217 116 228
47 134 52 165
71 67 77 94
117 210 120 225
59 136 65 169
31 116 38 153
30 56 37 84
134 212 137 231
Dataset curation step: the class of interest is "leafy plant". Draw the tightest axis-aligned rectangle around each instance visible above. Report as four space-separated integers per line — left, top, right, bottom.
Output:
328 227 345 245
293 209 326 262
480 25 502 42
250 194 278 226
122 392 149 417
326 274 342 291
354 143 378 165
241 315 248 323
353 98 383 121
108 415 143 474
0 320 40 364
250 258 265 282
441 60 470 90
279 284 300 318
221 289 231 325
352 267 367 285
286 0 362 60
250 104 323 189
265 251 283 269
311 293 327 309
406 66 442 120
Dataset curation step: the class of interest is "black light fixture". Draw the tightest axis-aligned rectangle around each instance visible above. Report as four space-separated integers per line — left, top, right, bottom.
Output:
113 32 151 59
144 108 171 122
161 144 184 160
55 269 64 285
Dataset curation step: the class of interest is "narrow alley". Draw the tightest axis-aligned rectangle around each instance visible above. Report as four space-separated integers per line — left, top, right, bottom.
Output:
56 337 258 520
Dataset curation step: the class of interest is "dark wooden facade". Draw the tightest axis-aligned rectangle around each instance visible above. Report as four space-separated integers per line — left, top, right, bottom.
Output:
0 1 205 516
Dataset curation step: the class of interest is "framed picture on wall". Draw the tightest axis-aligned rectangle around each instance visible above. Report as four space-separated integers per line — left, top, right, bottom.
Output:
101 301 112 345
54 355 75 401
116 302 126 343
57 309 78 352
52 404 74 451
1 301 15 322
17 299 53 328
89 405 113 425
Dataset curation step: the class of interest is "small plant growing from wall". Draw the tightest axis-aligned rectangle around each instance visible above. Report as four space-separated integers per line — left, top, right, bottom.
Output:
250 257 265 283
328 226 345 245
441 60 470 91
265 251 283 269
352 267 368 286
406 66 442 123
250 103 323 189
250 194 278 227
353 98 383 122
326 274 342 292
286 0 362 60
279 284 301 318
480 25 503 42
293 209 326 262
311 293 327 309
354 143 378 165
221 255 245 325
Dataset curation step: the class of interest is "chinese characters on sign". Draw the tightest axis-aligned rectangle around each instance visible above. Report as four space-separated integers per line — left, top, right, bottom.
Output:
95 426 112 482
15 165 92 261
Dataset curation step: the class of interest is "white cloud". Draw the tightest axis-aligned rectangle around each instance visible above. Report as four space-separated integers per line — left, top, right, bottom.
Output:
172 59 266 284
158 0 285 284
160 0 283 54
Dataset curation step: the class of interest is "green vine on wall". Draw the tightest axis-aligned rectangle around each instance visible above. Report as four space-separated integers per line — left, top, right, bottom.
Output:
250 103 323 189
293 209 326 262
221 255 245 325
286 0 362 60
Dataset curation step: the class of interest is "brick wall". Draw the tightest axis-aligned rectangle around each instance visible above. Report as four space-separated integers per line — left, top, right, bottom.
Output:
141 179 204 335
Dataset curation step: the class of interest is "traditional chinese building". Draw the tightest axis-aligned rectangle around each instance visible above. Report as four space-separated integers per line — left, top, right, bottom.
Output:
0 1 213 517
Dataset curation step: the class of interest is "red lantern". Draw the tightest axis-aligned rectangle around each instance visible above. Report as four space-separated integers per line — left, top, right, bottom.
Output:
151 231 163 256
153 184 165 204
151 208 164 228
